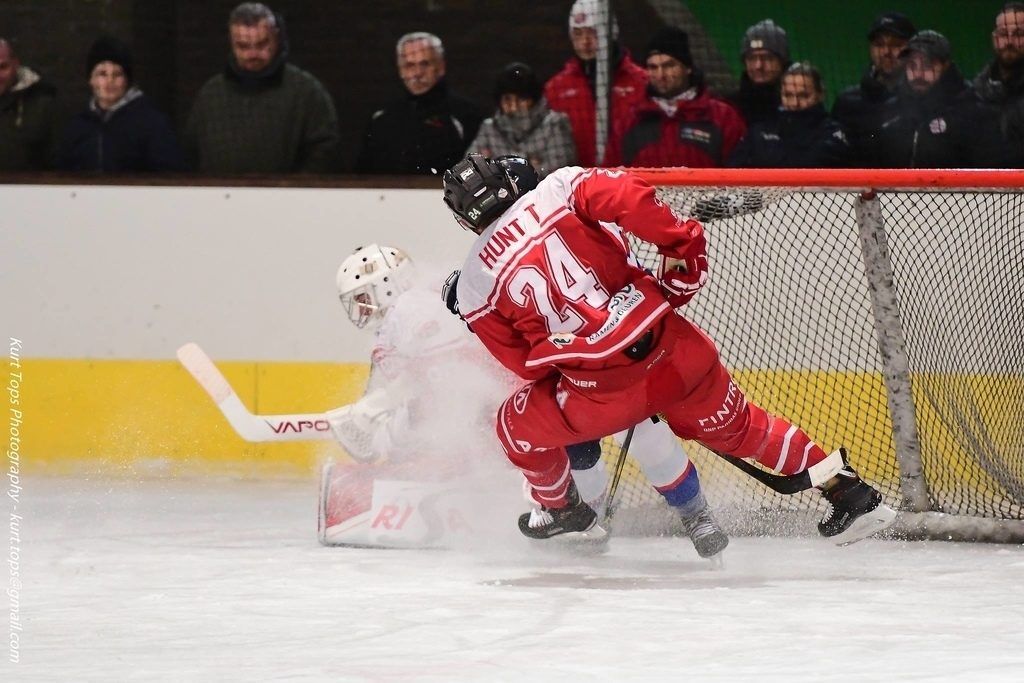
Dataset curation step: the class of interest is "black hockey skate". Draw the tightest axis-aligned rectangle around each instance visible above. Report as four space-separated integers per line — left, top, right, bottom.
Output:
818 449 897 545
518 481 601 540
680 505 729 559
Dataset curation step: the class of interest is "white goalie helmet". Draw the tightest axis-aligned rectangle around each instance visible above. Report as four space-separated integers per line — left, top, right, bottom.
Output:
336 244 414 328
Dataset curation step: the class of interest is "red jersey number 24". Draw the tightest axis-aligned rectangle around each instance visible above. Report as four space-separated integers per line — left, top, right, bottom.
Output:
506 232 610 333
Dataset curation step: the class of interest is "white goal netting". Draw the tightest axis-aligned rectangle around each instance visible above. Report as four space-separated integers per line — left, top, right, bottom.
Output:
601 181 1024 542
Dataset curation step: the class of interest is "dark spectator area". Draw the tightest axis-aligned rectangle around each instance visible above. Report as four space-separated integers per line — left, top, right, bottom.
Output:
2 0 1022 181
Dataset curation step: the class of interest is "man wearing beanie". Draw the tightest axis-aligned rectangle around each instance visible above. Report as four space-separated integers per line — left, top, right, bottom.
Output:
468 62 576 177
0 37 59 171
832 12 916 164
543 0 647 166
56 35 184 172
605 26 745 168
727 19 791 127
872 30 1003 167
974 2 1024 166
185 2 340 174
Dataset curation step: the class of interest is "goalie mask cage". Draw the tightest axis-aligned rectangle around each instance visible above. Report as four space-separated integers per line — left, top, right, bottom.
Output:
601 168 1024 543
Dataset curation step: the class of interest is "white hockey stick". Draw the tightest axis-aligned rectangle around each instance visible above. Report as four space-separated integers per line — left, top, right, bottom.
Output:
176 342 335 442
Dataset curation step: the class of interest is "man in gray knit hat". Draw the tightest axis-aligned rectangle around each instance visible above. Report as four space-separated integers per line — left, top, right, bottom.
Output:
727 19 791 127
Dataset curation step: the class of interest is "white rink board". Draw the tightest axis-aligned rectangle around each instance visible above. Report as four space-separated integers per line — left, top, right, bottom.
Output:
1 184 1014 367
0 184 467 361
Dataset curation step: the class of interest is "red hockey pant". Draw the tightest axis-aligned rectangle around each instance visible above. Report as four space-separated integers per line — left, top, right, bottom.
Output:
496 314 828 507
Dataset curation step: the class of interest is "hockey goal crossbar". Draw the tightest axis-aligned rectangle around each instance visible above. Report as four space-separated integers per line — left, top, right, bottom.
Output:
632 167 1024 190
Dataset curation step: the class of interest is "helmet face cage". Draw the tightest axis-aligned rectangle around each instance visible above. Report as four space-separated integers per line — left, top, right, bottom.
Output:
339 285 381 329
335 245 413 329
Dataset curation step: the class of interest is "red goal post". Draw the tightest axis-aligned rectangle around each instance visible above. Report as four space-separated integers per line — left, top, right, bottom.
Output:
602 168 1024 543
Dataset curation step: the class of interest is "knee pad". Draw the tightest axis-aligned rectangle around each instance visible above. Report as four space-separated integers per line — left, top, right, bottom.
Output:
566 439 602 470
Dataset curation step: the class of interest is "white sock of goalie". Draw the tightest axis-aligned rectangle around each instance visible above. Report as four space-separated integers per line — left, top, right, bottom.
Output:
572 459 609 516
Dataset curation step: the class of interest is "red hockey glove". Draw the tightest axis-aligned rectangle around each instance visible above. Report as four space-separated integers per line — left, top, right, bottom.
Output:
660 253 708 307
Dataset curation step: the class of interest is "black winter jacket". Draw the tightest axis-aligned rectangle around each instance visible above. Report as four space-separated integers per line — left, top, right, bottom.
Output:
973 59 1024 167
728 104 850 168
355 79 483 174
57 90 185 172
832 66 899 164
726 73 782 127
0 66 58 171
872 65 1004 168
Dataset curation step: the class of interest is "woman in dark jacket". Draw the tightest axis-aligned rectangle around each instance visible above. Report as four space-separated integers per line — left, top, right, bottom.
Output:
730 62 851 168
57 36 184 172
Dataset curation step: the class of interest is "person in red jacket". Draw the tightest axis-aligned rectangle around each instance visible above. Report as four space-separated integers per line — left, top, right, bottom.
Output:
543 0 647 166
607 27 746 167
442 153 897 547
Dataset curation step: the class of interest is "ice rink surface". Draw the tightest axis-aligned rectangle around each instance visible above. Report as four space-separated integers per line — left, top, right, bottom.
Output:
11 477 1024 682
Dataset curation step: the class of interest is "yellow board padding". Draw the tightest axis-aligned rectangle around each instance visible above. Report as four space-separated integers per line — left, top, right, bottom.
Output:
731 368 897 484
911 373 1024 504
20 358 367 476
18 358 1019 505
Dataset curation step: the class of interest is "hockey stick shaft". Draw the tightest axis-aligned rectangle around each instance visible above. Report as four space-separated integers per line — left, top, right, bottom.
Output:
642 414 813 494
601 425 635 523
176 342 335 442
714 450 813 494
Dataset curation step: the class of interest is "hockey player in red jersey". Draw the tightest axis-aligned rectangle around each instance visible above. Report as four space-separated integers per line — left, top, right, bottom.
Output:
442 154 897 545
329 243 729 557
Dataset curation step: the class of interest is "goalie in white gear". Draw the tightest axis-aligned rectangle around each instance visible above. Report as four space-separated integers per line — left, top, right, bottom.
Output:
321 244 523 547
327 244 513 465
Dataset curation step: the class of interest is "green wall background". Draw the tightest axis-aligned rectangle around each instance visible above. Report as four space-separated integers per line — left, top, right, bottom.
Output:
685 0 999 104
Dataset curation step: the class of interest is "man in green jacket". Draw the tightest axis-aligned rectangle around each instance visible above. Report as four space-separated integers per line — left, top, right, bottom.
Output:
185 3 340 174
0 38 58 171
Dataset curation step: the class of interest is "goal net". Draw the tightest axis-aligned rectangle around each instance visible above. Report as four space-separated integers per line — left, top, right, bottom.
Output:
601 169 1024 543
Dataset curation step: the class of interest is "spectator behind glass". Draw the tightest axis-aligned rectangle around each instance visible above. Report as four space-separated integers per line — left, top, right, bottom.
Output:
606 26 746 167
354 32 483 175
468 62 576 177
727 19 791 127
832 12 916 164
56 36 184 173
0 37 58 171
873 31 1003 168
543 0 647 166
974 2 1024 166
185 2 340 174
729 62 850 168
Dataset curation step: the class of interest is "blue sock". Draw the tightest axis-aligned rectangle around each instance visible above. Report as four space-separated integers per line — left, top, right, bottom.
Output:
656 463 706 516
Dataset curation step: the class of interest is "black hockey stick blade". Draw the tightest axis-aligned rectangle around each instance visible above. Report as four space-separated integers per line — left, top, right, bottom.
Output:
715 451 812 495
